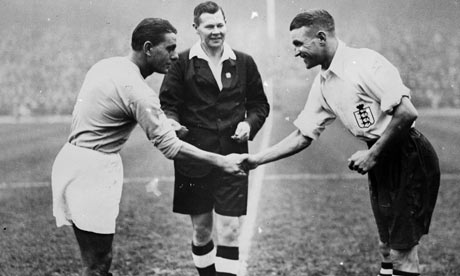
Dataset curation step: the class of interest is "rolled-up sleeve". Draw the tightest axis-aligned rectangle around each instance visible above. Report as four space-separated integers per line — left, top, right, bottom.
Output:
293 77 336 140
359 51 411 114
130 95 183 159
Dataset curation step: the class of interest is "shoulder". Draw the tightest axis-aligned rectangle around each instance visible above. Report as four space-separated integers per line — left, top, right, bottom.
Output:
178 49 191 60
346 46 390 68
170 49 192 70
233 50 253 62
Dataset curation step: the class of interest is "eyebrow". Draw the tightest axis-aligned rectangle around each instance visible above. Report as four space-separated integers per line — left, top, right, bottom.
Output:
292 40 303 46
166 44 176 50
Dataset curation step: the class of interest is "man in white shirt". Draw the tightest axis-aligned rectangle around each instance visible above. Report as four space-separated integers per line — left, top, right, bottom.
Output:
245 9 439 276
51 18 247 276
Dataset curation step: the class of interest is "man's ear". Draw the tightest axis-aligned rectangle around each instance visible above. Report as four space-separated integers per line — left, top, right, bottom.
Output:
192 22 200 35
317 31 327 45
143 41 153 56
192 22 197 29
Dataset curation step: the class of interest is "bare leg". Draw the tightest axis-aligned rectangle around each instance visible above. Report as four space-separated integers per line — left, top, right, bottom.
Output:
391 245 420 274
190 212 215 276
214 214 243 276
73 225 113 276
191 212 214 246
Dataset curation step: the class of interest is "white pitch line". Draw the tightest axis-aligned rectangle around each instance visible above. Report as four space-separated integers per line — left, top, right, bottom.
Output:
238 81 274 276
2 173 460 190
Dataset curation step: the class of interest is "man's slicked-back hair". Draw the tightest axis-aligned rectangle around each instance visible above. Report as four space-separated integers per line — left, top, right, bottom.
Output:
131 18 177 51
193 1 226 26
289 9 335 34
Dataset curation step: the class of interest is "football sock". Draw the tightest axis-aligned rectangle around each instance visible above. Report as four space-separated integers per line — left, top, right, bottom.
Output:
216 245 239 276
379 262 393 276
393 270 420 276
192 240 216 276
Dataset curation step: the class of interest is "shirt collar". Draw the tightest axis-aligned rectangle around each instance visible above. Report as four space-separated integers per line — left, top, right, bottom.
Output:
189 41 236 63
321 39 346 80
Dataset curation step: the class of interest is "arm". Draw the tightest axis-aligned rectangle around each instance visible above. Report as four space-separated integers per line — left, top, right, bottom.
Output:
243 56 270 140
246 129 312 169
174 143 247 176
131 92 246 176
348 96 418 174
159 56 188 137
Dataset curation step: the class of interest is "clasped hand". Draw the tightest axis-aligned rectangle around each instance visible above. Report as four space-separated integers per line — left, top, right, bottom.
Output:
221 153 260 176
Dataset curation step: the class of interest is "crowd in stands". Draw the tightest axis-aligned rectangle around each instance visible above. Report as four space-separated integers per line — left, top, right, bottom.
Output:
1 22 459 116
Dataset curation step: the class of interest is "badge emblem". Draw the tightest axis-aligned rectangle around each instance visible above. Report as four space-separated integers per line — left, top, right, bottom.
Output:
353 104 375 128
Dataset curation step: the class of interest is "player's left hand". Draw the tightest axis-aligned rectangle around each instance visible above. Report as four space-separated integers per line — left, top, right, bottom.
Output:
231 121 250 143
347 149 377 175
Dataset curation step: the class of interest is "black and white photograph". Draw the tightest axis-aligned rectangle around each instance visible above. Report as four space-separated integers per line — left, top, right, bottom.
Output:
1 0 459 275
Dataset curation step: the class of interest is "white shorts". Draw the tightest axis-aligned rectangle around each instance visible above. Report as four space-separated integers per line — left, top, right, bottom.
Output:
51 143 123 234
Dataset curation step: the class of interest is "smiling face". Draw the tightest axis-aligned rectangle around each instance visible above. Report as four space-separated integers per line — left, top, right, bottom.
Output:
290 26 325 69
194 9 227 51
148 32 178 74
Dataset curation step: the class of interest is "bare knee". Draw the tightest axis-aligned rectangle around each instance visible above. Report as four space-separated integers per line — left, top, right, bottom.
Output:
73 225 113 276
191 213 213 245
81 243 113 275
193 223 213 245
390 246 419 273
216 216 240 246
379 240 391 259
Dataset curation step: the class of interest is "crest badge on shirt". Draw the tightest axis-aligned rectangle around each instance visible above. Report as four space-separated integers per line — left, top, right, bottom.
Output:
353 104 375 128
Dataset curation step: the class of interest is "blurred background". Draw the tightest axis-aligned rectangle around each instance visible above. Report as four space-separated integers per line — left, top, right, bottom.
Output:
1 0 459 118
1 1 460 275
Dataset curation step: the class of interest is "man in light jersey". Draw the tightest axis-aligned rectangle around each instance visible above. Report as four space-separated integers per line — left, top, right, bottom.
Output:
51 18 247 276
244 10 440 276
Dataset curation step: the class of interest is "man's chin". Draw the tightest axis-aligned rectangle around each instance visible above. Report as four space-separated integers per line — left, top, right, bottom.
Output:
155 68 168 75
208 41 224 48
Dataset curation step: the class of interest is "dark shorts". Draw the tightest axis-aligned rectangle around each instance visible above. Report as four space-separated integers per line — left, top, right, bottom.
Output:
172 167 248 217
368 128 440 250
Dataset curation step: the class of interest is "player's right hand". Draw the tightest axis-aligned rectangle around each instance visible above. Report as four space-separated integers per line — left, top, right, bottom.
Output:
221 153 249 176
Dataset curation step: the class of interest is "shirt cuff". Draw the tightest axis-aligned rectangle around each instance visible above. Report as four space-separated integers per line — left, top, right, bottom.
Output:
154 130 184 159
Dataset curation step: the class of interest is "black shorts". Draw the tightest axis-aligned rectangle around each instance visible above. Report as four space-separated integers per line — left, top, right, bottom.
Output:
368 128 440 250
172 167 248 217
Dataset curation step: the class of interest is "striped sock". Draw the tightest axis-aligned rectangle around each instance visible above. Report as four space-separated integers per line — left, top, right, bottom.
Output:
192 240 216 276
393 270 420 276
379 262 393 276
216 245 239 276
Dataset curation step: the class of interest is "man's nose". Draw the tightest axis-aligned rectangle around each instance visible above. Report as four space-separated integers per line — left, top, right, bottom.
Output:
294 47 301 57
211 27 220 34
170 51 178 60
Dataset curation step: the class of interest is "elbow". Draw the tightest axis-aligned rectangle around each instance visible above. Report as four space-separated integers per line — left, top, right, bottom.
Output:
296 131 312 150
300 136 313 149
397 97 418 124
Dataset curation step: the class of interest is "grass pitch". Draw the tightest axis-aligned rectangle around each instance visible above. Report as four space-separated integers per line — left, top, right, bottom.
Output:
0 111 459 275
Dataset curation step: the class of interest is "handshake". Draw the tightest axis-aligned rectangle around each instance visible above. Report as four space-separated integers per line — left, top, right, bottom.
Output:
218 153 259 176
168 118 259 176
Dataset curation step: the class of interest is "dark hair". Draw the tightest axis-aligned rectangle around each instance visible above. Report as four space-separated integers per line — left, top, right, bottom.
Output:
193 1 226 26
289 9 335 34
131 18 177 51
